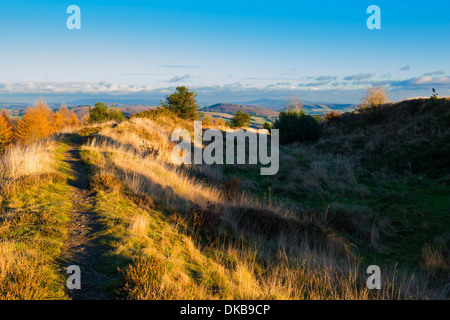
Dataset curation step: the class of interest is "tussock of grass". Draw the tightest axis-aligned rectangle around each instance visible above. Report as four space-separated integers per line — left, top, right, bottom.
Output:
0 173 67 199
0 141 56 182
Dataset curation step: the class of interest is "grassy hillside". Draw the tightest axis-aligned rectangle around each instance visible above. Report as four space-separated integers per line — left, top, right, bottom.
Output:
227 98 449 280
0 98 448 300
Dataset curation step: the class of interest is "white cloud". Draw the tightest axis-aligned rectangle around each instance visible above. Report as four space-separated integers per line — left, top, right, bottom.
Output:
422 71 444 76
168 74 191 82
1 78 448 104
266 82 291 88
160 65 201 69
298 81 332 87
315 75 337 81
0 81 155 95
343 73 374 81
389 76 450 87
400 65 411 71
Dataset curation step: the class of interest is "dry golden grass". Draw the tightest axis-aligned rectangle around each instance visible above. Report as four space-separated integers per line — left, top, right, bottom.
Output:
79 114 446 300
2 101 445 300
420 244 449 279
0 240 65 300
129 214 150 237
0 197 69 300
0 140 56 182
0 140 70 300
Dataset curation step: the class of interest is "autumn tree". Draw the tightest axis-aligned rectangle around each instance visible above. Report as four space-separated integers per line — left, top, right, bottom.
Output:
58 103 79 127
1 109 12 124
285 96 303 112
51 108 66 132
67 112 79 127
51 103 79 131
360 87 390 109
209 118 226 127
81 114 89 125
15 99 54 143
1 109 18 129
161 86 202 120
0 114 13 150
202 114 214 126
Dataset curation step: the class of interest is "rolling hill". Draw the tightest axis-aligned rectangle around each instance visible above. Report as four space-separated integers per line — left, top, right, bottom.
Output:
0 98 448 300
203 103 279 118
234 98 357 114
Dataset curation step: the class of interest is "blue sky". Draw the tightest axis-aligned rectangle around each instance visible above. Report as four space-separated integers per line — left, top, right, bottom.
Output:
0 0 449 104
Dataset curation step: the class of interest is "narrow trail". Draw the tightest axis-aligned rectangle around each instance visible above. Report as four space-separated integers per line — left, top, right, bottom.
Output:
59 136 109 300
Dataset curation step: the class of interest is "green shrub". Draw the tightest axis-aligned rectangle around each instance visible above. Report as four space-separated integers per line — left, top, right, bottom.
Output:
87 102 124 123
262 121 273 132
273 109 321 144
230 110 251 128
132 107 176 120
160 86 202 120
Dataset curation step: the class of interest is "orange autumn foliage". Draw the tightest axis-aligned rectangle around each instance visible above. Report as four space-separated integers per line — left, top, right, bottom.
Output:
0 114 14 148
325 110 342 121
15 100 79 143
81 114 89 125
15 100 54 143
67 112 80 127
51 104 79 131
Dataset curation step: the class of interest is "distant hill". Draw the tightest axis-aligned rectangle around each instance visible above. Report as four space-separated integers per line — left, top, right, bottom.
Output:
201 101 357 127
1 97 356 120
236 99 286 110
68 98 161 106
204 104 279 118
68 98 357 115
232 99 356 114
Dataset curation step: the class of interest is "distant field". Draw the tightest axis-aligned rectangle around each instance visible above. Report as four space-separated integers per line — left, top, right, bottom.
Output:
205 112 233 119
203 111 271 128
